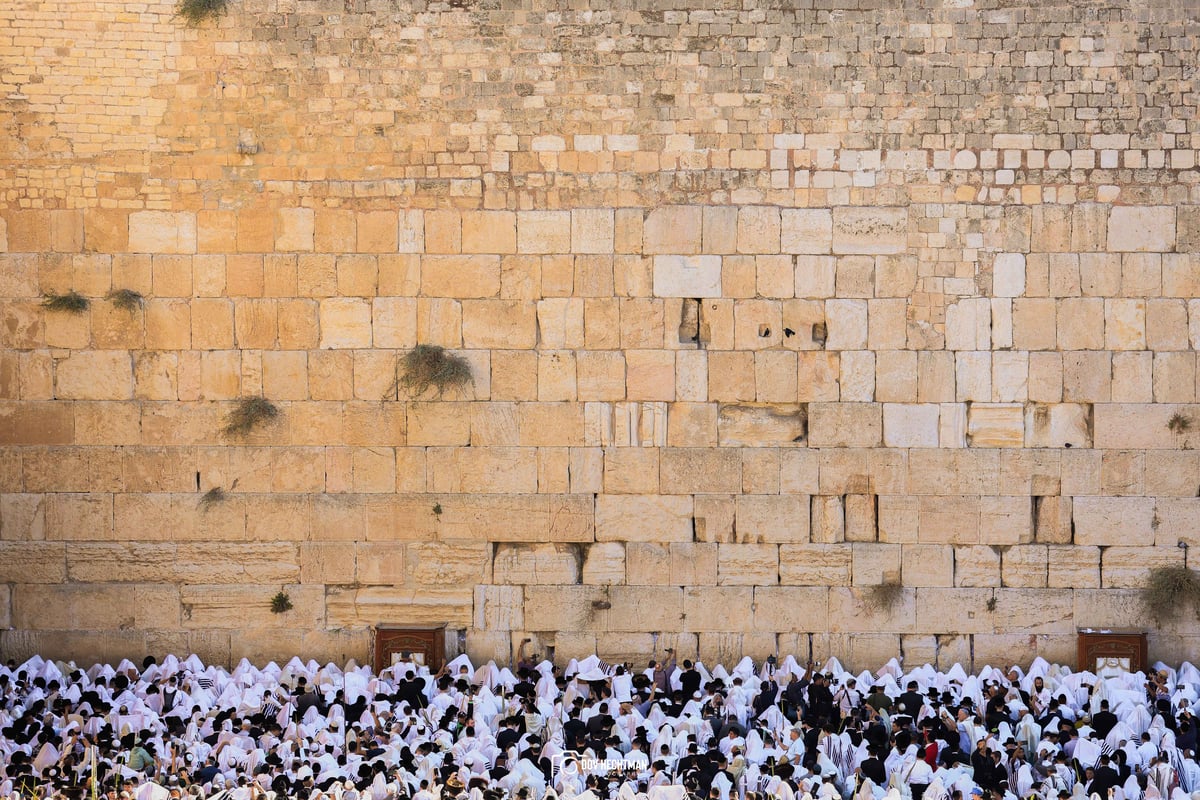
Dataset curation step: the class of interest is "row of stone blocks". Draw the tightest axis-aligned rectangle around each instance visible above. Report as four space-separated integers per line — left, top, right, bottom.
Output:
1 204 1189 257
10 295 1200 355
4 623 1198 679
0 583 1194 671
3 398 1200 452
0 537 1187 591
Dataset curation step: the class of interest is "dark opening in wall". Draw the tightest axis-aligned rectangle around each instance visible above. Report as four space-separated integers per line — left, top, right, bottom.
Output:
678 298 701 344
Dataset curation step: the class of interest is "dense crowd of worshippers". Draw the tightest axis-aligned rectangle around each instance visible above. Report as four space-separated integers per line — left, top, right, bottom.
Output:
3 649 1200 800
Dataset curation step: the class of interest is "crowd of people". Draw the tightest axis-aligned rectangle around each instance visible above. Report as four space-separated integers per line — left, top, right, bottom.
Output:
2 645 1199 800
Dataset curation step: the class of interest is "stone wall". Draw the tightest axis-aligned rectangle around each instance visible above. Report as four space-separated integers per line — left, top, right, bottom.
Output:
0 0 1198 670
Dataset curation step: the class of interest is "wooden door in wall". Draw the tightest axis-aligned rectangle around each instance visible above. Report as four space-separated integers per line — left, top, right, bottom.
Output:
373 626 445 674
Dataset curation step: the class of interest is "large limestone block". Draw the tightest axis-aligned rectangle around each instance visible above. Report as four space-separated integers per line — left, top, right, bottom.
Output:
1107 206 1176 252
1046 544 1099 588
883 404 940 447
683 587 753 631
461 300 537 349
1157 498 1200 548
717 404 806 447
14 583 181 631
596 494 693 542
653 255 722 297
832 207 907 255
328 586 472 628
55 351 133 400
1001 545 1048 588
1033 495 1073 544
752 586 828 631
1093 404 1194 449
472 581 524 632
694 495 735 542
811 494 845 543
517 211 571 254
0 542 65 583
808 403 881 447
643 207 701 255
522 585 609 631
462 211 516 254
991 588 1075 634
828 586 915 633
945 298 991 350
718 543 779 585
910 588 995 635
779 543 850 585
1073 496 1156 546
299 542 359 584
917 495 980 544
877 495 917 543
407 403 471 446
781 209 833 254
1025 403 1092 448
602 447 660 494
737 207 781 254
47 493 115 541
901 544 953 587
660 448 741 494
1072 588 1143 629
954 545 1000 587
844 542 902 585
319 298 372 348
607 586 685 630
435 494 593 543
1100 546 1181 588
666 402 717 447
735 495 809 543
824 299 868 350
979 496 1032 544
426 447 536 493
407 541 491 587
493 543 580 585
420 255 501 298
519 403 585 446
129 211 197 254
581 542 625 584
967 403 1024 448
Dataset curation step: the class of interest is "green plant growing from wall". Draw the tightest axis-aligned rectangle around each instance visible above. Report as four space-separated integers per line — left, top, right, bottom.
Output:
107 289 144 312
177 0 228 25
1141 564 1200 624
385 344 472 400
270 591 293 614
223 396 280 436
42 291 90 314
432 502 443 518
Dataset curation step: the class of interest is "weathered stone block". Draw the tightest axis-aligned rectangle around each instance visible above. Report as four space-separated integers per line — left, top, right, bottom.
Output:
1043 544 1099 588
683 587 753 631
966 403 1024 448
735 495 809 543
643 207 701 255
717 543 778 585
1107 206 1175 252
781 209 832 254
581 542 625 584
493 543 580 585
595 494 692 542
129 211 196 254
55 351 133 400
808 403 880 447
901 544 953 587
1073 496 1155 546
779 543 849 585
832 207 907 255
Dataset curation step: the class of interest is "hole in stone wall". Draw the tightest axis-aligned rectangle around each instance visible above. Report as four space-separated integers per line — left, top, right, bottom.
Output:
678 298 700 344
812 321 827 347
